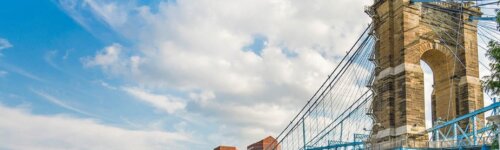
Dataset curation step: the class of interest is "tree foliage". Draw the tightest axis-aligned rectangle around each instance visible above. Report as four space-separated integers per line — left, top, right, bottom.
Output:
483 41 500 95
497 10 500 25
482 11 500 96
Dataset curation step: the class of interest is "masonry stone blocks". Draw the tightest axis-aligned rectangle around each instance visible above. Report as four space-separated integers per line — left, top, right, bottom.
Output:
368 0 484 148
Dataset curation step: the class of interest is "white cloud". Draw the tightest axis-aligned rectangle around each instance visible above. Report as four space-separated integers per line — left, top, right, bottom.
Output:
44 50 62 70
189 90 215 106
32 89 95 117
83 43 122 67
63 49 73 60
0 104 191 150
98 80 117 90
0 38 12 53
58 0 373 148
0 63 46 82
54 1 500 149
123 87 186 114
82 43 132 76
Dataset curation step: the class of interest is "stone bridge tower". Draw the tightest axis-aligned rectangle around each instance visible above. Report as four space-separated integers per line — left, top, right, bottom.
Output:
368 0 484 148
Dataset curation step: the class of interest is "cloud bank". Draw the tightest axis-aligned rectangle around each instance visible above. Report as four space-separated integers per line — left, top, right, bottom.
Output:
0 104 191 150
57 0 372 148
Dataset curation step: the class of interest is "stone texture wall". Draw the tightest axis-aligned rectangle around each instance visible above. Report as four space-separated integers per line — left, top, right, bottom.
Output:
368 0 484 148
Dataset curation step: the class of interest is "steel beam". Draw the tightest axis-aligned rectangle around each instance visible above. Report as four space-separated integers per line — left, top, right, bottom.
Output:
305 142 363 150
470 16 497 21
411 0 489 3
426 102 500 132
302 118 307 150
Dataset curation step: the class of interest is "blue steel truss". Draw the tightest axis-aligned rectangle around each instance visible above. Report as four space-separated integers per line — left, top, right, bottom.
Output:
425 102 500 149
303 102 500 150
410 0 498 4
470 16 497 21
306 141 363 150
305 134 368 150
409 0 500 22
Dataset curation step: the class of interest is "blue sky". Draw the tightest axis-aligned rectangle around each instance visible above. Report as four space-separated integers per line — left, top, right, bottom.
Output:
0 0 173 125
0 1 372 149
0 0 197 149
0 0 363 149
1 0 496 149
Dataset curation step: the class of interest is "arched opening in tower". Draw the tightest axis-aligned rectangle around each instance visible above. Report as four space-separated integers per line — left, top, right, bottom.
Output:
420 60 434 130
420 49 456 129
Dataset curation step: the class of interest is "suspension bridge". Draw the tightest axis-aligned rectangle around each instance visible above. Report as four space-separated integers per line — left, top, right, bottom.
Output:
268 0 500 149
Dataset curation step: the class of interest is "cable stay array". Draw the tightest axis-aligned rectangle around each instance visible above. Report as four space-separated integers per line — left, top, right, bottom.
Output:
269 0 500 149
412 1 500 148
267 24 377 150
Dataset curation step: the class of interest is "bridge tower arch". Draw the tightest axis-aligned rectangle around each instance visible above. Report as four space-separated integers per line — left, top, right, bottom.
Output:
368 0 484 148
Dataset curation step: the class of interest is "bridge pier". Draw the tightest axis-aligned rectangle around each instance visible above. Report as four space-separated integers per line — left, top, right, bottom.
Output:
367 0 483 149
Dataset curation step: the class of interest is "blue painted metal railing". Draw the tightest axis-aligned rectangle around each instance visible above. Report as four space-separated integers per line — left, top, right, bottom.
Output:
424 102 499 148
305 133 368 150
304 102 500 150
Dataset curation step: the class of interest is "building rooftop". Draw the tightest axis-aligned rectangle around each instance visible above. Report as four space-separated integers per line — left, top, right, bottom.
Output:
247 136 279 150
214 145 237 150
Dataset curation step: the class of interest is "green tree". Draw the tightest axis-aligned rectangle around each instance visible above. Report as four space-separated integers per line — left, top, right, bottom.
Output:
497 10 500 26
482 10 500 96
482 40 500 96
484 9 500 150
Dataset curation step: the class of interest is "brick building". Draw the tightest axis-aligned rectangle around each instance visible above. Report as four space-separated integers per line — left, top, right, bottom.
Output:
247 136 280 150
213 145 237 150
